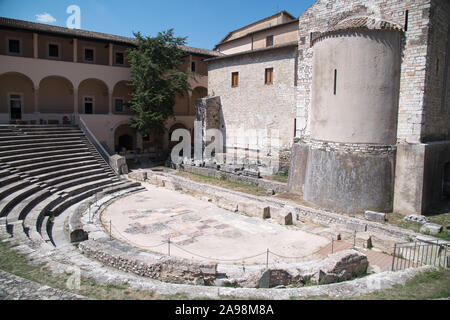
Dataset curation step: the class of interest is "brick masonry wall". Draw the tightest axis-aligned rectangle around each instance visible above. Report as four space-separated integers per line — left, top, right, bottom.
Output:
208 46 297 165
422 0 450 142
295 0 433 144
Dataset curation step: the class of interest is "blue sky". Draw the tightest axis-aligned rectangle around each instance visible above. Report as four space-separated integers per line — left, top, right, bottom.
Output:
0 0 315 49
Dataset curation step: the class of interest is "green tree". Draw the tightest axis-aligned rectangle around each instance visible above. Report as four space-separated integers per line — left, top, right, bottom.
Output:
127 30 191 136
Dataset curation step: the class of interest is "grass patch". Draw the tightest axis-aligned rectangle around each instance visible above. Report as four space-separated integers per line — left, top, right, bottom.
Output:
348 269 450 300
0 240 176 300
262 172 289 184
386 210 450 240
176 171 267 196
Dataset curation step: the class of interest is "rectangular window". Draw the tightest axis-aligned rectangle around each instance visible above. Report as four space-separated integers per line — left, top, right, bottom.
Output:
84 48 94 62
114 99 124 113
115 52 124 65
8 39 20 54
48 44 59 58
191 61 196 72
231 72 239 87
266 35 274 47
265 68 274 85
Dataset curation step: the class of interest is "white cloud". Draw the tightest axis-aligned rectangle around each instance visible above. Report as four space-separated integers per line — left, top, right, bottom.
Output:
35 12 56 24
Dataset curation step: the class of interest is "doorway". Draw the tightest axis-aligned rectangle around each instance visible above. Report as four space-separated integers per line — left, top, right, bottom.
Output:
84 96 94 114
9 93 23 121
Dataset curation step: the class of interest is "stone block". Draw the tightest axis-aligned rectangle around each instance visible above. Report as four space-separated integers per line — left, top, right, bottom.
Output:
109 154 128 174
162 179 182 191
266 189 275 196
258 269 292 288
364 211 386 222
270 207 293 225
404 214 430 225
315 250 368 285
238 201 270 219
420 223 443 235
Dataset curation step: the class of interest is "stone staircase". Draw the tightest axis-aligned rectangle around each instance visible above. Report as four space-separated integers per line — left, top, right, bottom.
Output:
0 125 144 247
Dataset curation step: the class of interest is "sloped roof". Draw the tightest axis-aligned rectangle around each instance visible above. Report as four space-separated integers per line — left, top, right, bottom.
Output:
0 16 221 57
214 10 297 49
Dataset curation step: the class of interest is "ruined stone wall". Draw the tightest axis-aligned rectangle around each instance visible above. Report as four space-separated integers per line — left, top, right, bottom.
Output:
422 0 450 142
295 0 432 144
208 46 297 173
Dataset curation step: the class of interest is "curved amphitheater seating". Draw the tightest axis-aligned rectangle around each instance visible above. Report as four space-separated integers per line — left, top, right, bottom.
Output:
0 125 144 247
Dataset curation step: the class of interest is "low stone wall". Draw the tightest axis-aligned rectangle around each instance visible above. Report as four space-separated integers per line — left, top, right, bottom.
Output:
178 164 288 193
79 239 217 286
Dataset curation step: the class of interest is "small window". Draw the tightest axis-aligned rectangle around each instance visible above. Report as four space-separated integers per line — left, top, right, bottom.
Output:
266 35 274 47
191 61 196 72
84 48 94 62
265 68 274 85
115 52 124 65
114 99 124 113
231 72 239 87
48 44 59 58
8 39 20 54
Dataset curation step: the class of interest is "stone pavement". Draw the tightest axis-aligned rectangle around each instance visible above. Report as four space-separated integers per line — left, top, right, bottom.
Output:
0 270 87 300
101 186 330 264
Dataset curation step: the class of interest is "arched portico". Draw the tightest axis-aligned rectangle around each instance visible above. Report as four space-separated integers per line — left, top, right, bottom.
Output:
78 78 109 114
0 72 35 121
39 76 74 113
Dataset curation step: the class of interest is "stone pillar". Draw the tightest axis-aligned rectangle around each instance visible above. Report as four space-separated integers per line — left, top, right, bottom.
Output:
73 38 78 63
108 90 113 114
34 86 39 113
33 33 38 58
109 43 113 66
73 88 78 114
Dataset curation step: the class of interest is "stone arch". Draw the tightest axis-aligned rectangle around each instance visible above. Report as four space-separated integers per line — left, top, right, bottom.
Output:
0 72 35 118
112 80 132 114
78 78 109 114
114 123 136 153
190 86 208 115
39 76 74 113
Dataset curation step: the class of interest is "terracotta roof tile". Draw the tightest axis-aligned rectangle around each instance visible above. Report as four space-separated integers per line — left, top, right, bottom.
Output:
0 16 221 57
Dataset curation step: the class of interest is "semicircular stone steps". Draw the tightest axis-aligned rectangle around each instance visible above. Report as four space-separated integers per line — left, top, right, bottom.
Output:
0 124 144 252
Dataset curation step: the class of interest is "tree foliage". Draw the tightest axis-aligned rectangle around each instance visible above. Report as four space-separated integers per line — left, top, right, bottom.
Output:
127 30 191 136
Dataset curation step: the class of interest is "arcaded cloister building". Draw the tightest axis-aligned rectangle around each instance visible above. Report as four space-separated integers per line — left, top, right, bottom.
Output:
0 17 218 158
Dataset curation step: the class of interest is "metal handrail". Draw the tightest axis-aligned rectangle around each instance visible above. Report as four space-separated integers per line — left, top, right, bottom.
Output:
78 116 118 175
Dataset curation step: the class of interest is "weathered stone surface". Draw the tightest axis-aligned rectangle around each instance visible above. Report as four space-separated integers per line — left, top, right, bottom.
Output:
109 154 128 174
364 211 386 222
258 270 292 289
447 225 450 235
270 207 293 225
238 201 270 219
313 250 368 285
420 223 443 235
266 189 275 196
128 170 147 182
404 214 430 225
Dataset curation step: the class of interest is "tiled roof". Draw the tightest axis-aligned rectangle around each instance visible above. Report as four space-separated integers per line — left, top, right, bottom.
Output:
0 16 221 57
206 41 298 62
215 11 297 48
312 16 404 44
